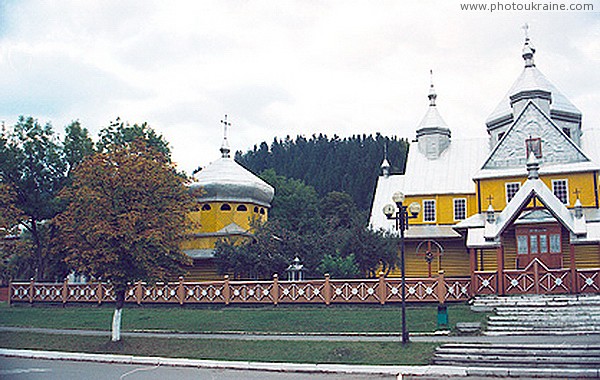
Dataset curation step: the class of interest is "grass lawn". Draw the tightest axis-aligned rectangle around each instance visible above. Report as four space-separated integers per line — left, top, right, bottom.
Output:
0 331 439 365
0 302 486 333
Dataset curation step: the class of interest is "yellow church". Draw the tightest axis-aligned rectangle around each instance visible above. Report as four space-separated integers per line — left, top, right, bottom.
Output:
370 34 600 295
182 118 275 280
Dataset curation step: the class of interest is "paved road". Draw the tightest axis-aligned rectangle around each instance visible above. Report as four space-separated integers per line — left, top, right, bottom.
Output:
1 326 599 344
0 357 396 380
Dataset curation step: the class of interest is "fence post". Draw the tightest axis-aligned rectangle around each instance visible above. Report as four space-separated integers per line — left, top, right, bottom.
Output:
178 277 185 306
469 248 477 297
378 272 386 305
569 244 578 294
62 278 68 306
135 281 143 305
324 274 331 306
533 259 540 294
97 282 103 306
437 270 446 304
224 275 230 305
272 274 279 306
28 278 34 304
7 278 12 306
496 246 505 296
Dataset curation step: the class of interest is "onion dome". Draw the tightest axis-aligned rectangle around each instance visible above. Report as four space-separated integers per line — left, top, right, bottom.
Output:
486 31 581 129
190 116 275 207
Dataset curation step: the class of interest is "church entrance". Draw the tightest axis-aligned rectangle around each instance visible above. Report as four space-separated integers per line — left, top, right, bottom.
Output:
515 224 563 269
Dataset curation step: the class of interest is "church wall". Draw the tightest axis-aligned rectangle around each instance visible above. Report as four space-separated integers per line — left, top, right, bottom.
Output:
574 244 600 268
403 193 477 225
188 201 268 234
479 249 499 272
478 172 597 211
391 239 470 278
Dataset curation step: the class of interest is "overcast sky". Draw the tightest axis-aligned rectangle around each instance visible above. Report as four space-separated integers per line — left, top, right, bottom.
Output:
1 1 598 174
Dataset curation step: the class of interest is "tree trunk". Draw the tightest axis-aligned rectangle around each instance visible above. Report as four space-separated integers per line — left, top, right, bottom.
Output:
31 218 44 281
112 286 126 342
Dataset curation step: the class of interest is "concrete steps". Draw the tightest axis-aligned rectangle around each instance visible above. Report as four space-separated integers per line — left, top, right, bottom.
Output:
432 343 600 369
470 294 600 335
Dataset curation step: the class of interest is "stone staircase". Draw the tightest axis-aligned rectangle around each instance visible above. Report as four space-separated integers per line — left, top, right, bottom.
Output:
427 294 600 377
432 343 600 378
471 294 600 335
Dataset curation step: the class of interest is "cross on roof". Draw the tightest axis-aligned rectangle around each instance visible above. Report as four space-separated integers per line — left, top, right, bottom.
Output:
522 23 529 39
573 188 581 200
220 115 231 139
220 114 232 158
486 195 494 206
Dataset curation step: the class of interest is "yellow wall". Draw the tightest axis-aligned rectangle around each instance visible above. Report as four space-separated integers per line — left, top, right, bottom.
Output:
478 171 598 211
183 201 268 252
389 240 471 278
403 193 478 225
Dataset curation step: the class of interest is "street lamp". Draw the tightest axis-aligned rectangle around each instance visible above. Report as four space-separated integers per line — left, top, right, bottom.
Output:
383 191 421 344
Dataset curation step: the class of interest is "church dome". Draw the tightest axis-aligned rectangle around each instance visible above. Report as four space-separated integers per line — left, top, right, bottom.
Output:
190 116 274 207
191 156 274 207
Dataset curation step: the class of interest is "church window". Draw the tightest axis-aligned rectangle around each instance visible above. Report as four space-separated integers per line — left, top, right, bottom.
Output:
562 127 571 138
254 206 259 213
552 179 568 204
549 234 561 253
423 200 436 222
220 204 232 211
453 198 467 220
526 137 542 159
517 235 528 254
505 182 521 203
516 226 562 255
237 205 248 212
201 204 212 211
259 208 265 215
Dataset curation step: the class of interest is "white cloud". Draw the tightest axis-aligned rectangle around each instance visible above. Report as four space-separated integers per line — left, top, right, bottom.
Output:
1 0 599 174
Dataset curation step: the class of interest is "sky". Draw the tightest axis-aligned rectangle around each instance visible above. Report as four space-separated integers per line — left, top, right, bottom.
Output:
1 1 599 175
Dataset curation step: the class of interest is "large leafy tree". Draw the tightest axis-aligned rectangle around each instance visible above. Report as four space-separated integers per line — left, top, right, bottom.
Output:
0 117 68 280
54 138 193 341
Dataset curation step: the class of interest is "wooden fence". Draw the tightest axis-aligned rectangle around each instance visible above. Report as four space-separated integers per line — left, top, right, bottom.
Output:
9 272 470 306
9 264 600 306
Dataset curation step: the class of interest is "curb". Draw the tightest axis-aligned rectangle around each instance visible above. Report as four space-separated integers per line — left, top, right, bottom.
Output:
0 348 468 377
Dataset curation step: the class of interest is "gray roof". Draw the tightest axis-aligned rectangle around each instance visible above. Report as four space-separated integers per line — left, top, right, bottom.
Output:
191 156 274 207
486 51 581 125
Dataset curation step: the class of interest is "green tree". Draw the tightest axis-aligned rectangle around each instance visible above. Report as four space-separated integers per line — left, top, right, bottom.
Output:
54 139 193 341
0 117 67 280
97 118 171 160
63 121 95 176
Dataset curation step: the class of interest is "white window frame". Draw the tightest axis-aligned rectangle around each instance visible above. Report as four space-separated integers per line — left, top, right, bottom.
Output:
552 179 569 205
505 182 521 204
423 199 436 223
453 198 467 221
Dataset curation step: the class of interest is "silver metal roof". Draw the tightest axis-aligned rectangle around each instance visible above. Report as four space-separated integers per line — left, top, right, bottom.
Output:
486 43 581 125
190 156 275 207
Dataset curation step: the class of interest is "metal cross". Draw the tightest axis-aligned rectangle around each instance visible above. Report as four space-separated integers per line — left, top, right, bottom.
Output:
486 195 494 206
220 115 231 140
522 23 529 39
573 188 581 200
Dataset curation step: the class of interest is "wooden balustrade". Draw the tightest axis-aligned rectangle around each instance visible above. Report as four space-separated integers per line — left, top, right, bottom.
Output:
9 266 600 306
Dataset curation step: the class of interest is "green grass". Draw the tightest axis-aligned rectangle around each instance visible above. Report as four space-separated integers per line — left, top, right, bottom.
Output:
0 331 438 365
0 302 487 333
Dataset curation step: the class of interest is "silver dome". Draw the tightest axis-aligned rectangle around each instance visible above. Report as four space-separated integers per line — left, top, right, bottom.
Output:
190 157 274 207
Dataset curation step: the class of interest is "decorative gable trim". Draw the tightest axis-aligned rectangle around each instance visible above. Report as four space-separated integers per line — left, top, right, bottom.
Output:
481 101 590 171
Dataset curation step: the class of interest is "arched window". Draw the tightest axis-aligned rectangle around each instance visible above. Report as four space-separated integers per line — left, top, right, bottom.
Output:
254 206 259 213
201 204 211 211
237 204 248 212
259 208 265 215
220 203 232 211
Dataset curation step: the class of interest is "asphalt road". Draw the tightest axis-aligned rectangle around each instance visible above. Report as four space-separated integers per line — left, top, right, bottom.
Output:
0 357 396 380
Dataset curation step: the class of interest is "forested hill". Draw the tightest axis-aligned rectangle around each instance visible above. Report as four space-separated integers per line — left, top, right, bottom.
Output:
235 134 409 211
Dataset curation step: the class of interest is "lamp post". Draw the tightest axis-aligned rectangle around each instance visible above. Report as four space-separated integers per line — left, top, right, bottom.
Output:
383 191 421 345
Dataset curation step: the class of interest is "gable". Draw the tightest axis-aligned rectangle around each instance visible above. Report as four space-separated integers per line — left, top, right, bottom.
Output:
482 101 589 170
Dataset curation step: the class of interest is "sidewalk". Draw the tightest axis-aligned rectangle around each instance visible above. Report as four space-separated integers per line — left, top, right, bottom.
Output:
1 326 599 344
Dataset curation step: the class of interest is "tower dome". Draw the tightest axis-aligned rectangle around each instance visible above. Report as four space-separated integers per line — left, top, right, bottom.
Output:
189 116 274 207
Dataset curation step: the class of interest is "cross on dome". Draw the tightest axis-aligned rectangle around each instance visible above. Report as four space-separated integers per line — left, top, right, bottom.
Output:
220 115 231 158
521 23 536 68
428 69 437 106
